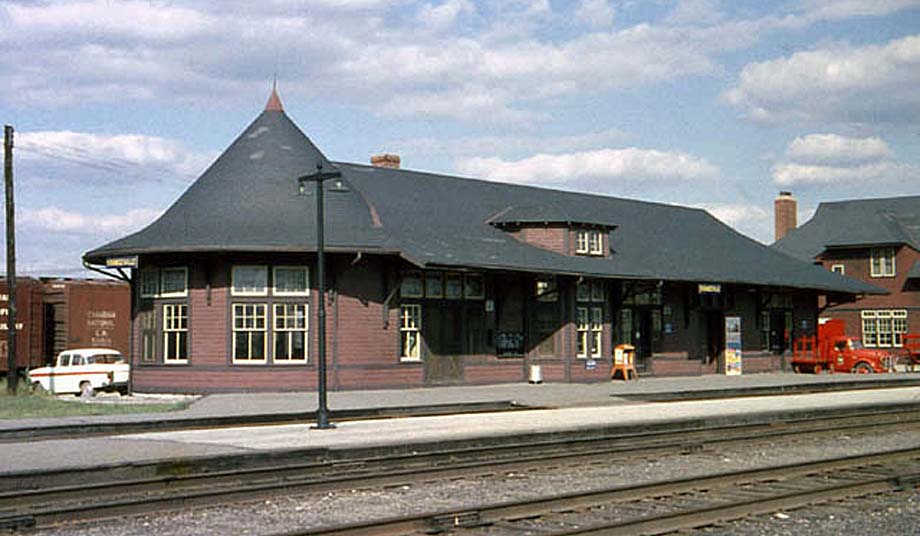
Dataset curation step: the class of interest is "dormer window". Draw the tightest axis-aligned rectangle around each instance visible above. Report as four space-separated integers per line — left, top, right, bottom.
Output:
576 229 604 256
869 247 896 278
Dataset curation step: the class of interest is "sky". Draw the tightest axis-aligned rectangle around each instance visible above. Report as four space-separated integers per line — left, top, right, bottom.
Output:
1 0 920 277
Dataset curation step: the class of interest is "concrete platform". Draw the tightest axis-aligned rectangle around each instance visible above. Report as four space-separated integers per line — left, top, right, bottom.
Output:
2 373 920 477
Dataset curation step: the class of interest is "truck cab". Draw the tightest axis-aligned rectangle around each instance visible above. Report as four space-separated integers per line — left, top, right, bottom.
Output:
28 348 130 396
828 336 895 374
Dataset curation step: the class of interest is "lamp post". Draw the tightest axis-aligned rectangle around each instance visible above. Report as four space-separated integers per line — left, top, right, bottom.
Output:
298 162 340 430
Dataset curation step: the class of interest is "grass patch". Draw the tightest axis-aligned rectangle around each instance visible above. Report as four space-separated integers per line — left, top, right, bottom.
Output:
0 387 190 419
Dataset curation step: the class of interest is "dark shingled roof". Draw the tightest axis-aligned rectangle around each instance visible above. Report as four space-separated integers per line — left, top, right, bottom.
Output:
772 195 920 261
908 261 920 280
85 105 883 296
489 204 618 229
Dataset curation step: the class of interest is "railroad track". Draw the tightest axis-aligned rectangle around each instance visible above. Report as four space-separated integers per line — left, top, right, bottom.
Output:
3 404 920 532
285 446 920 536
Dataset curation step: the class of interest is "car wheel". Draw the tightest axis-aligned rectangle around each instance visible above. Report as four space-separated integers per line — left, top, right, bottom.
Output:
852 362 873 374
79 381 95 398
31 381 46 395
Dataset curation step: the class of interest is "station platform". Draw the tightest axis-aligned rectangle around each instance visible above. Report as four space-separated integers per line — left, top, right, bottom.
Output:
2 372 920 478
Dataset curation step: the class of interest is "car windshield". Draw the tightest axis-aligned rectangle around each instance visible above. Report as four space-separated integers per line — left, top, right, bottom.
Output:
849 339 865 349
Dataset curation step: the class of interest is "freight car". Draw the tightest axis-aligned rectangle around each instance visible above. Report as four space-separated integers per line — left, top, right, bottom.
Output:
0 277 130 376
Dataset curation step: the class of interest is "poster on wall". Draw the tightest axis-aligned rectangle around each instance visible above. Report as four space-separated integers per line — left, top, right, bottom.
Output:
724 316 742 376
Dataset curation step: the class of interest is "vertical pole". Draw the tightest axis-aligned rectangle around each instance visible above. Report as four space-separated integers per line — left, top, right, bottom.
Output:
314 170 332 429
4 125 16 394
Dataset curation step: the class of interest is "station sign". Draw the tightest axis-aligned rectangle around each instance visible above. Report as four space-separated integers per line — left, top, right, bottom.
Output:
698 283 721 294
106 256 139 268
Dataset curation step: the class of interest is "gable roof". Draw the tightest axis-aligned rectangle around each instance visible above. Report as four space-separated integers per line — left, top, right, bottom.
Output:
85 105 883 296
772 195 920 261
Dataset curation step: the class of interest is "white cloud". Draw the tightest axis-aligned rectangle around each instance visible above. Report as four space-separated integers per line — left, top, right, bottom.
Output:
797 0 920 20
575 0 615 27
772 132 917 186
772 161 915 185
725 34 920 124
19 207 159 235
418 0 475 31
17 130 215 180
2 1 918 123
785 134 894 165
392 128 628 156
457 147 719 184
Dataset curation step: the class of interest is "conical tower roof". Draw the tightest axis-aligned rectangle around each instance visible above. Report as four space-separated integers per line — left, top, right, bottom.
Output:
85 89 388 262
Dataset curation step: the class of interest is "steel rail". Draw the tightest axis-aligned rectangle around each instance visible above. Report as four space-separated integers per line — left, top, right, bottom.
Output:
2 406 920 531
280 447 920 536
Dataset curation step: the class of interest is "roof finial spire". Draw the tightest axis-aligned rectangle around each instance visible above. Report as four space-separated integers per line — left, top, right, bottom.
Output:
264 76 284 112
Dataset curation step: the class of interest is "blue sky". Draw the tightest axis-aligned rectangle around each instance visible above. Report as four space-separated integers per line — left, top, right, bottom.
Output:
1 0 920 276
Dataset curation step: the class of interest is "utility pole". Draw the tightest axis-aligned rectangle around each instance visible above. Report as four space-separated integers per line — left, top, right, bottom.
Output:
4 125 16 394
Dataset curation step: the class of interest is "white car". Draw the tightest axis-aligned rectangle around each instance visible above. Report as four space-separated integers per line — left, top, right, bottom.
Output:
29 348 130 396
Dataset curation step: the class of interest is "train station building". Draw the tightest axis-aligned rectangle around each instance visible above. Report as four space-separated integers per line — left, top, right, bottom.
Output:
84 90 881 393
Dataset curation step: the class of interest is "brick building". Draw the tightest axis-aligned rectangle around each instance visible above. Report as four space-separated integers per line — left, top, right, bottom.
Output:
83 91 880 393
773 195 920 351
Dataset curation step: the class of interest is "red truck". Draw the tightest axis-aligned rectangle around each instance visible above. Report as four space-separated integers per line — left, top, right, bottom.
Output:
791 319 898 374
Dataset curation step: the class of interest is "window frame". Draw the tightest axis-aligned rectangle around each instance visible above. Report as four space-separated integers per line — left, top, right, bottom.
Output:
231 265 269 297
272 303 308 363
139 268 160 298
162 303 189 364
399 303 422 362
159 267 188 298
869 247 896 278
861 309 908 348
400 271 423 298
272 266 310 297
232 303 268 363
831 264 845 276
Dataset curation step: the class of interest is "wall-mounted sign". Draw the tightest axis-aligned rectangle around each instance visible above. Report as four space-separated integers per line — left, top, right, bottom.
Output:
106 256 138 268
698 283 721 294
585 358 597 371
485 299 495 312
496 331 524 356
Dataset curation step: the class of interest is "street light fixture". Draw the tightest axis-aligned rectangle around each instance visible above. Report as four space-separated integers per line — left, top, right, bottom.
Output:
298 162 341 430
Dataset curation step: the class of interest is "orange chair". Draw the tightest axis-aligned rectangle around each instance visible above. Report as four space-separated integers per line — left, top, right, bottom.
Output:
612 344 638 381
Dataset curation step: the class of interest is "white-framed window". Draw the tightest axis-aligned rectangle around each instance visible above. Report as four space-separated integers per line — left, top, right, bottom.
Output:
163 304 188 363
577 279 605 303
576 306 603 358
576 229 603 255
831 264 845 275
400 272 423 298
590 306 603 358
590 280 605 302
464 274 484 299
273 303 308 362
160 267 188 298
273 266 309 296
233 303 267 362
445 273 463 299
589 231 603 255
861 309 908 348
140 268 159 298
400 304 421 361
232 265 268 296
870 247 896 277
425 272 443 298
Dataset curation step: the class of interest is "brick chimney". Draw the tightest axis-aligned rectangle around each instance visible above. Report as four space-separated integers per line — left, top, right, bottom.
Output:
774 191 797 241
370 153 400 169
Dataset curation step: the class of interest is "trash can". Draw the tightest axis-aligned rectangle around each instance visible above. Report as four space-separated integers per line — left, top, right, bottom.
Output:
528 364 543 384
